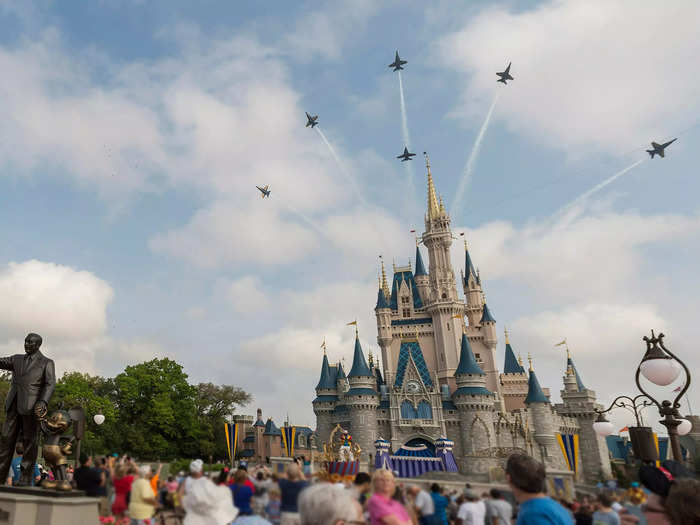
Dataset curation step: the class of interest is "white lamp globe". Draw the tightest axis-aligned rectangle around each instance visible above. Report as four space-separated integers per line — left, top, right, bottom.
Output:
640 358 681 386
677 419 692 436
593 420 614 436
93 414 105 425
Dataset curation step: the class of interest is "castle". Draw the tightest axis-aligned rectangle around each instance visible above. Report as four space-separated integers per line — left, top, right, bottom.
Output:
313 157 612 486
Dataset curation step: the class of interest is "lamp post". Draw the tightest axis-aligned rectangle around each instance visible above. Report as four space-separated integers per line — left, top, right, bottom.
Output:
593 331 692 463
636 331 691 462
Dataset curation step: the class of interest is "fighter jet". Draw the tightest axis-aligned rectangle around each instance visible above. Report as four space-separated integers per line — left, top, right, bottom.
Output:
496 62 514 84
388 51 407 72
256 185 271 198
397 147 416 162
646 139 677 159
305 112 318 128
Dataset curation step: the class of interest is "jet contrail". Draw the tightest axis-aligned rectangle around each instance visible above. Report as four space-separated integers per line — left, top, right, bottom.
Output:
283 204 329 240
557 158 645 215
315 126 368 207
450 91 501 217
398 71 417 212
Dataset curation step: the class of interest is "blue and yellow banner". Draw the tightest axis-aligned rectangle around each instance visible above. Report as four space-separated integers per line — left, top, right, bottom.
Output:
225 422 239 465
281 425 296 458
557 433 579 474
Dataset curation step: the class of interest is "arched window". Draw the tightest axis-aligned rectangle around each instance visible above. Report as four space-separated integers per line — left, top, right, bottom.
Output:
416 400 433 419
401 400 417 419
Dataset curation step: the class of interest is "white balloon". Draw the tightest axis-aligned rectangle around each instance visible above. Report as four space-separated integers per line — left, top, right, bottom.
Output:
93 414 105 425
677 419 692 436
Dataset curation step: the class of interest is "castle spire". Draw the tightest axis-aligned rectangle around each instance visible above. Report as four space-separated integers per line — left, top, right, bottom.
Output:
480 302 496 324
414 245 427 276
315 352 335 390
565 348 586 391
425 152 440 220
503 328 525 374
348 331 372 377
524 357 549 404
455 333 485 376
380 257 390 299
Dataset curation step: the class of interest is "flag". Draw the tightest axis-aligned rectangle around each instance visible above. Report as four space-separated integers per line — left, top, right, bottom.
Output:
321 339 326 350
555 339 567 347
281 425 296 458
224 422 239 465
673 386 682 393
619 426 629 433
346 321 357 326
410 229 416 233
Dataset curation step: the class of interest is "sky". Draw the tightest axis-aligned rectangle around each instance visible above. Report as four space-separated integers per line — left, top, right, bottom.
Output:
0 0 699 434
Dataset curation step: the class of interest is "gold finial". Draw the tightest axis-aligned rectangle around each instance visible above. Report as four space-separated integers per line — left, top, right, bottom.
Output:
517 354 524 366
424 152 440 220
566 364 574 377
321 337 327 355
527 353 533 372
439 196 446 214
504 327 510 345
380 257 390 299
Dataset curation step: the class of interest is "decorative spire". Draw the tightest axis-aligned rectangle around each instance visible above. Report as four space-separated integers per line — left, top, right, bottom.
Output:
425 152 440 220
524 358 549 404
480 302 496 324
503 331 525 374
380 257 390 299
375 287 389 310
504 326 509 344
337 360 346 379
566 350 586 391
348 331 372 377
455 333 485 376
517 354 524 366
414 245 427 276
439 195 446 215
527 353 533 372
315 352 335 390
368 348 374 368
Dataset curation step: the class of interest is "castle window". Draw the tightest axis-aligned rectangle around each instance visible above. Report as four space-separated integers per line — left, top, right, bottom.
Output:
442 293 447 299
417 400 433 419
400 400 417 419
401 296 410 304
403 308 410 318
475 353 481 360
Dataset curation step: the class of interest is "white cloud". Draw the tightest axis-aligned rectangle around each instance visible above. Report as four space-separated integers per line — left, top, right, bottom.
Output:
225 276 270 313
0 260 114 340
436 1 700 154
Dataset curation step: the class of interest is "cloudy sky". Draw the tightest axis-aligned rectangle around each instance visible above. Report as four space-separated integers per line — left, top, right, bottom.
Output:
0 0 698 432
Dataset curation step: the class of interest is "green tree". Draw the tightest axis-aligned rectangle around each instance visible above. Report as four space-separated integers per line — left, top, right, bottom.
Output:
0 371 11 428
195 383 251 460
113 358 199 460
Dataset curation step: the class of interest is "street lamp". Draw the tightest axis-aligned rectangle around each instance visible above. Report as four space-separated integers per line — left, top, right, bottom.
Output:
93 414 105 425
636 331 692 462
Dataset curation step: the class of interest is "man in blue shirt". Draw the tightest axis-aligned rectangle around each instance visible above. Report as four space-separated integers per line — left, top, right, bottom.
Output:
8 444 41 486
505 453 573 525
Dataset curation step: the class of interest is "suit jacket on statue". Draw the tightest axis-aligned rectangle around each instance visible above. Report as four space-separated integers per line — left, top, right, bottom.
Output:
0 352 56 415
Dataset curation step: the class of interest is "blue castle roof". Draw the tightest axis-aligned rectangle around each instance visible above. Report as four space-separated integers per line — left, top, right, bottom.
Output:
567 356 585 390
480 303 495 324
524 368 549 404
393 340 434 388
504 343 525 374
375 287 389 310
389 270 423 310
348 334 372 378
414 246 427 276
336 360 346 380
453 386 493 397
315 353 335 390
455 333 485 376
463 245 478 286
263 418 282 436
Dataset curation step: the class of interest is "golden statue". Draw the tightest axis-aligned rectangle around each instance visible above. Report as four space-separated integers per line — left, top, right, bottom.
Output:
322 424 361 463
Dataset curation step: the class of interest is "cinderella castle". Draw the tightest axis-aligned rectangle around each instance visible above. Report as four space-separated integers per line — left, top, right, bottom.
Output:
313 157 612 487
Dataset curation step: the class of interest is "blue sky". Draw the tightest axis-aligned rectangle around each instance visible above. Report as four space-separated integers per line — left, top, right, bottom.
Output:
0 0 698 431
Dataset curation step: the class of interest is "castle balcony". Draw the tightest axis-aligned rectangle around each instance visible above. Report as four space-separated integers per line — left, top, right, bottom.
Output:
398 418 439 428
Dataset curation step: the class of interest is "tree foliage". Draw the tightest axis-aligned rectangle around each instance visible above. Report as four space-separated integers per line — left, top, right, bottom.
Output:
44 358 249 460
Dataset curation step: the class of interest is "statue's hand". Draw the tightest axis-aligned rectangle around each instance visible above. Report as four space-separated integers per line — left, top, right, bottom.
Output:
61 443 72 455
34 401 47 419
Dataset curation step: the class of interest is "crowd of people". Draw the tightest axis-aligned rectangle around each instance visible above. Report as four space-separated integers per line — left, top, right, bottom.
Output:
20 450 698 525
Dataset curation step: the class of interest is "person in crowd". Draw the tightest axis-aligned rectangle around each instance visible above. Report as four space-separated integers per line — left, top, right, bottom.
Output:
111 463 135 520
592 493 620 525
298 482 364 525
8 443 41 486
278 463 309 525
573 502 593 525
429 484 449 525
180 459 238 525
665 478 700 525
353 472 372 507
638 465 674 525
266 487 282 525
408 485 437 525
485 488 512 525
231 468 255 516
456 490 486 525
129 464 159 525
74 453 106 497
148 463 162 495
505 453 573 525
367 469 411 525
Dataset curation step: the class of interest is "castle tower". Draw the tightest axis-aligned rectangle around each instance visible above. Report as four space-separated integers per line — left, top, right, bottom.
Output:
479 302 499 394
414 244 430 304
312 351 337 448
346 329 379 464
556 347 613 482
461 239 483 328
453 331 495 470
500 329 529 411
375 261 393 374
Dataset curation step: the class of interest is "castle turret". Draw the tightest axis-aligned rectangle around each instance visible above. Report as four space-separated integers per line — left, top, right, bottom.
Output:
336 360 348 397
453 331 494 468
500 328 529 411
376 260 393 372
312 351 337 449
556 346 613 482
525 357 562 466
461 239 483 327
414 245 430 303
346 330 379 464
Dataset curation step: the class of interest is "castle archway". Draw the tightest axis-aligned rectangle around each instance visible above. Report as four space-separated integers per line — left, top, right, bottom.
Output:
403 437 436 456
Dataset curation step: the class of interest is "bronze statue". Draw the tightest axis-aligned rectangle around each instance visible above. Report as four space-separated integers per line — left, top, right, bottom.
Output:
0 333 56 486
39 410 74 491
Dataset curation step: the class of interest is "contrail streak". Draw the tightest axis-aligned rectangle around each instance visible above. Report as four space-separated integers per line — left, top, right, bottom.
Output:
557 158 645 215
398 71 417 211
450 92 501 217
283 204 328 240
315 126 368 207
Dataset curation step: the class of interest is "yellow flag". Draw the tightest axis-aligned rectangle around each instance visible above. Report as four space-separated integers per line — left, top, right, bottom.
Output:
346 321 357 326
555 339 567 347
320 339 326 350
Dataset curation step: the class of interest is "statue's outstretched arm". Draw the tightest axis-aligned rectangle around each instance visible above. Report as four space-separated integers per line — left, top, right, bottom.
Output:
0 357 14 371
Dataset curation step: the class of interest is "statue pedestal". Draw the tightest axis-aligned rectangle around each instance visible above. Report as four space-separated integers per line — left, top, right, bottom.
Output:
0 487 98 525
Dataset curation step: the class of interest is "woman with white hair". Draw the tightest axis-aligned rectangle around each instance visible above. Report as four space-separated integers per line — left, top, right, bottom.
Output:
299 483 363 525
180 459 238 525
367 470 411 525
128 464 158 525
